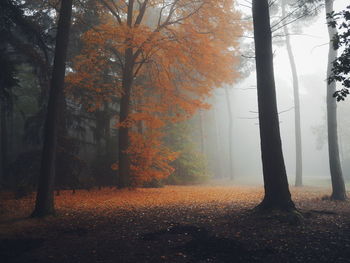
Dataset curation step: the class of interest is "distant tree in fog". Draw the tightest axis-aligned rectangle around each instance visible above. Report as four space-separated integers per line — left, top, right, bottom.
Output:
280 0 304 187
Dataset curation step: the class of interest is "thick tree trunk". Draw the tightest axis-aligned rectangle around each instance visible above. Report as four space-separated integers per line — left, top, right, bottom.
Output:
32 0 73 217
325 0 347 200
224 86 234 180
117 0 134 188
252 0 295 210
55 84 68 192
117 73 132 188
281 0 303 187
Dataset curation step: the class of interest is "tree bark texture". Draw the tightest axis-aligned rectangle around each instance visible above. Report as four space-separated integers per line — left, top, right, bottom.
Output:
281 0 303 187
32 0 73 217
252 0 295 210
325 0 347 200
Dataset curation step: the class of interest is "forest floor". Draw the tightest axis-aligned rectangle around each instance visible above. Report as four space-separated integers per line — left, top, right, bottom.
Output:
0 185 350 263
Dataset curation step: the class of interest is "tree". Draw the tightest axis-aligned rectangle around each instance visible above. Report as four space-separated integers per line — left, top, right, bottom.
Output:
324 0 347 201
224 86 234 180
269 0 324 187
164 120 209 185
32 0 73 217
68 0 243 187
281 0 303 187
0 49 17 186
328 5 350 101
252 0 295 210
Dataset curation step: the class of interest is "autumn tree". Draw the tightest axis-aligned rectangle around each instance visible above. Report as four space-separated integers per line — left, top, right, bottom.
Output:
32 0 73 217
68 0 243 187
252 0 295 210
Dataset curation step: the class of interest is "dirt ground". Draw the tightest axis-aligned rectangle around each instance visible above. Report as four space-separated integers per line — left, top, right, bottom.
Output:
1 185 350 263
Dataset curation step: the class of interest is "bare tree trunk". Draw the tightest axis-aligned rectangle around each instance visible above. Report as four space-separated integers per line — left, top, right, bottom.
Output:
252 0 295 210
224 86 234 180
199 109 205 155
0 103 8 185
117 63 133 188
281 0 303 187
325 0 347 200
32 0 73 217
117 0 134 188
103 102 112 156
55 82 68 194
213 102 222 179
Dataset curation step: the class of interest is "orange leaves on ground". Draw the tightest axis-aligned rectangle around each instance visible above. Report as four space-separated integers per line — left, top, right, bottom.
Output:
0 186 339 223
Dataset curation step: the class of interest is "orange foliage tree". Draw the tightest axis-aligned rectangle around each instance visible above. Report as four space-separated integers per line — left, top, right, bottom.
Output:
67 0 244 187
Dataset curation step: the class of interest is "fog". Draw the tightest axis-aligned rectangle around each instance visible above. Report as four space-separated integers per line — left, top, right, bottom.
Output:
2 0 349 194
202 0 350 186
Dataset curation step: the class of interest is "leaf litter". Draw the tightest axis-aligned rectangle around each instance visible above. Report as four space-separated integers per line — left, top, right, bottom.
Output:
0 185 350 262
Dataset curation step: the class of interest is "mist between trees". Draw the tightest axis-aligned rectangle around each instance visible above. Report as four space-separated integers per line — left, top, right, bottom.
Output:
0 0 349 216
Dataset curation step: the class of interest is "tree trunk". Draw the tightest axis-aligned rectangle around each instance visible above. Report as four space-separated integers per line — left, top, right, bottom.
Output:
252 0 295 210
117 0 134 188
199 109 205 155
117 58 133 189
281 0 303 187
325 0 347 200
117 53 133 188
55 82 68 192
31 0 73 217
0 103 8 185
224 86 234 180
103 103 112 156
213 102 222 179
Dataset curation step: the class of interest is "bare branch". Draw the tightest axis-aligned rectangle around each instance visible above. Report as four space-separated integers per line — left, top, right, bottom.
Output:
278 106 294 114
100 0 122 25
134 0 149 26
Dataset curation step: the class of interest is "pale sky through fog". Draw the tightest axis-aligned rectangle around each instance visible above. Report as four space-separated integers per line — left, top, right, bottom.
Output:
213 0 349 185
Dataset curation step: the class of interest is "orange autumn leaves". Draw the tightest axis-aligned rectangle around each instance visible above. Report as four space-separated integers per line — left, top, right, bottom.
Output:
66 0 244 184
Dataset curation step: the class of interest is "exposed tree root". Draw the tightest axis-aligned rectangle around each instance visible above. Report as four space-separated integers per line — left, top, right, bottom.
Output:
253 202 303 226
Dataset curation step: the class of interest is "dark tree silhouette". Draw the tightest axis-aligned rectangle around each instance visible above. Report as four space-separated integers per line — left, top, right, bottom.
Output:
327 5 350 101
325 0 347 201
252 0 295 210
32 0 73 217
0 50 16 185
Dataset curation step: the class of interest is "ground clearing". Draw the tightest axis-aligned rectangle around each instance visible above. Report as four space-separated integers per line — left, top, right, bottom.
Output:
1 186 350 262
